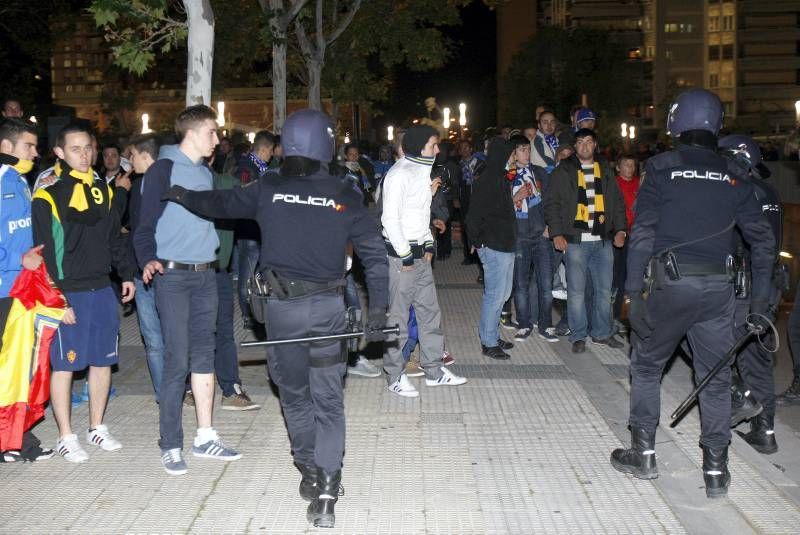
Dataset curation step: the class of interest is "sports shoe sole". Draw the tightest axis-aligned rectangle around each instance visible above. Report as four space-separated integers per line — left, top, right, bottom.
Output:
163 464 188 475
538 334 559 343
221 401 262 411
347 368 381 378
387 386 419 398
425 378 468 387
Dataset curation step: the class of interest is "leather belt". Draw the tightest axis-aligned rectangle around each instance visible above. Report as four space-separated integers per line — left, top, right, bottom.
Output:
164 260 218 272
680 263 728 276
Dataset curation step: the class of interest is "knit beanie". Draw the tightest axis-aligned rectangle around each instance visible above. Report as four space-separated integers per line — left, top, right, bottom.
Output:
402 125 438 157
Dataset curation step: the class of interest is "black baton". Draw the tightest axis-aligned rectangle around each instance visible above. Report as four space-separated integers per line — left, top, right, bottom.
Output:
670 328 756 422
240 325 400 347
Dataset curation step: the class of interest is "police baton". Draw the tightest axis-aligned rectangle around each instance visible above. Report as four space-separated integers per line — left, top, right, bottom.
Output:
240 325 400 347
670 328 756 423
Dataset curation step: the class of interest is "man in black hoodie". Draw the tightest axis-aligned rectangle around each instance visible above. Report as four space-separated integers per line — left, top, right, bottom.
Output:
465 137 516 360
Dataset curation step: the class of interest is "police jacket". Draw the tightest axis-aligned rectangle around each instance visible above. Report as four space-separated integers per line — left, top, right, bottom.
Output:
625 143 775 303
544 156 627 243
168 166 389 310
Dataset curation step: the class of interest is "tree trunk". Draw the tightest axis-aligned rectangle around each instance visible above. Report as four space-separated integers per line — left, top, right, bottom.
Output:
307 57 323 111
183 0 215 107
272 40 287 132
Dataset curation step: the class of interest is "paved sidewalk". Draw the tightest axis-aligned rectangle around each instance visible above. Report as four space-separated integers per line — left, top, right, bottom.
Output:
2 255 800 534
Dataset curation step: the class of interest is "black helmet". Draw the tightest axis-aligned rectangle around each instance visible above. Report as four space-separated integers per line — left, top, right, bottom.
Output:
282 109 335 162
719 134 771 179
666 88 724 138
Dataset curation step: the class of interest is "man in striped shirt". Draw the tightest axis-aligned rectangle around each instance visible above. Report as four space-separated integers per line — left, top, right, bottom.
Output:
544 129 628 354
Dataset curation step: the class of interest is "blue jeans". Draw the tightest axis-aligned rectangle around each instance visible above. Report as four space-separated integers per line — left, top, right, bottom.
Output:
477 247 515 346
237 239 261 319
215 271 241 397
134 277 164 402
513 236 554 333
564 240 614 342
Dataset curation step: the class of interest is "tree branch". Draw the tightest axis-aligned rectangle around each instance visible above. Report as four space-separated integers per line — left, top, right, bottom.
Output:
315 0 324 54
293 17 314 59
326 0 361 46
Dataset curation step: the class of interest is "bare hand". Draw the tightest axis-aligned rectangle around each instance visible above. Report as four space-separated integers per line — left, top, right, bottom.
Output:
62 307 77 325
543 226 550 239
21 244 44 271
115 170 132 192
470 246 477 254
120 281 135 303
430 177 442 196
39 174 57 188
432 219 446 234
513 187 530 203
613 231 626 248
553 236 568 252
424 252 433 263
142 260 164 284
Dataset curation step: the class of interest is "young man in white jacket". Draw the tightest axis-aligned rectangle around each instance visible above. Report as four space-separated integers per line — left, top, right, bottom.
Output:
381 125 467 397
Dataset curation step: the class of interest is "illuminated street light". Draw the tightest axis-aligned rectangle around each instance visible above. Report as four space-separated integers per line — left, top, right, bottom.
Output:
216 102 226 128
459 103 467 126
442 107 451 129
344 132 351 144
621 123 628 138
795 100 800 124
141 113 152 134
387 125 394 142
629 126 636 140
780 251 794 259
29 116 37 124
247 132 256 143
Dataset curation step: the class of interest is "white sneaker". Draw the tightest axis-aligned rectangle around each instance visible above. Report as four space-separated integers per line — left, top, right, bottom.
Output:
552 289 568 300
56 434 89 463
388 374 419 398
86 424 122 451
426 367 468 387
347 356 381 378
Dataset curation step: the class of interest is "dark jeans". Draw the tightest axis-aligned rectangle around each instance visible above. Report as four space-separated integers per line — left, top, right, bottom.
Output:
459 189 477 262
237 239 261 319
789 281 800 378
263 291 347 473
156 269 218 451
612 244 628 320
630 276 734 449
513 236 553 332
215 271 241 397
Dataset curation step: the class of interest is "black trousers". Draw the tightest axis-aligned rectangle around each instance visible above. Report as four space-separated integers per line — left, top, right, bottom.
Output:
263 290 347 473
788 281 800 378
630 276 734 449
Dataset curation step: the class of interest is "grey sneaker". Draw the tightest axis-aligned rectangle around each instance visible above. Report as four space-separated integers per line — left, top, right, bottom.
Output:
590 336 624 349
161 448 187 475
347 356 381 378
192 438 242 461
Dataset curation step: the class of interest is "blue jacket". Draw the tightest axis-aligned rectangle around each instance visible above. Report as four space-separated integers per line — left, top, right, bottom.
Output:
0 164 33 296
133 145 219 267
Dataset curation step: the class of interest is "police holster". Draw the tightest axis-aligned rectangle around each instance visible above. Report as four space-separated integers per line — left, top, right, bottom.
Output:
247 271 270 324
644 251 681 297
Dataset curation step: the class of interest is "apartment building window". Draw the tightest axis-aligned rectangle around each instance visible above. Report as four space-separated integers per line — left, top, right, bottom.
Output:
664 23 678 33
646 45 655 58
722 44 734 59
722 101 733 115
722 15 734 31
720 72 733 87
709 17 720 32
709 74 720 88
680 23 693 33
709 45 720 60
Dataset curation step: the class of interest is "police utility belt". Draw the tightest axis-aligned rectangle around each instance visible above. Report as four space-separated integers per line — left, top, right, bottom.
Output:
247 269 345 324
385 240 426 259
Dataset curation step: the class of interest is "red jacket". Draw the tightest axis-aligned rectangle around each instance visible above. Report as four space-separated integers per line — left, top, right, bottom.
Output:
615 175 640 230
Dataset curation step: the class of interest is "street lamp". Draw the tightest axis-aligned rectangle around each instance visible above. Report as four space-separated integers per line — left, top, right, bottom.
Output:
247 132 255 143
795 100 800 124
387 125 394 142
442 107 451 129
344 132 351 144
621 123 628 138
459 103 467 127
141 113 152 134
629 126 636 140
216 101 226 128
29 116 37 124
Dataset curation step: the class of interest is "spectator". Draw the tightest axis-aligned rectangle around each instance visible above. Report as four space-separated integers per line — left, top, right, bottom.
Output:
544 128 627 353
612 154 640 331
507 134 557 343
465 137 517 360
343 143 372 201
1 99 23 119
531 111 559 173
457 139 485 266
33 123 135 462
212 137 232 174
101 144 126 185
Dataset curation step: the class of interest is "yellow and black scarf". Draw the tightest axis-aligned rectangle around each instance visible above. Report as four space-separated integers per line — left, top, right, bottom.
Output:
55 160 112 225
0 153 34 175
574 162 606 236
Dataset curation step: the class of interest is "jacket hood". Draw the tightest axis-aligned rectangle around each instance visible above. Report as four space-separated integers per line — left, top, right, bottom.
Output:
159 144 203 166
483 137 515 180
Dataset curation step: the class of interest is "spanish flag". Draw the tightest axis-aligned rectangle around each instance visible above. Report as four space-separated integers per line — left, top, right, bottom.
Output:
0 264 65 451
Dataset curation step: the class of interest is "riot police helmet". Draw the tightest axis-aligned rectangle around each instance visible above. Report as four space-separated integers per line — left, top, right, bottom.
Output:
719 134 771 179
666 88 724 138
281 108 335 163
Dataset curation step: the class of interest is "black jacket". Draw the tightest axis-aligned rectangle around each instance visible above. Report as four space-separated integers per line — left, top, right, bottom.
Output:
464 138 516 252
544 156 627 243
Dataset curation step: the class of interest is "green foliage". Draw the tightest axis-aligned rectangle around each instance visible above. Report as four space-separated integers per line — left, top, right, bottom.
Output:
502 26 643 129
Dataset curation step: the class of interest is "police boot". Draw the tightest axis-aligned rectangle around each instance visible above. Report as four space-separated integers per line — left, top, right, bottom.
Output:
296 463 318 501
730 373 762 427
702 445 731 499
306 468 342 529
736 413 778 455
610 427 658 480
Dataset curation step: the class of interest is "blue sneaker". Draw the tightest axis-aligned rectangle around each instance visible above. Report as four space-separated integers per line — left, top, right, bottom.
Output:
161 448 187 475
191 438 242 461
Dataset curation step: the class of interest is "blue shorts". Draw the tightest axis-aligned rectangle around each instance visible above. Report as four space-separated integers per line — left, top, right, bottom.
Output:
50 286 120 372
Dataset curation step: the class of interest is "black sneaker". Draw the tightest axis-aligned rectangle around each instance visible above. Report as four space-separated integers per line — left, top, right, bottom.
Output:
590 336 624 349
572 340 586 353
555 325 571 337
497 339 514 350
500 315 517 330
514 328 532 341
481 345 511 360
538 328 559 343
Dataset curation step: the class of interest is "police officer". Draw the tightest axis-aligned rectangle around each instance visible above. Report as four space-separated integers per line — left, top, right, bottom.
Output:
162 109 389 528
610 89 774 498
720 134 783 454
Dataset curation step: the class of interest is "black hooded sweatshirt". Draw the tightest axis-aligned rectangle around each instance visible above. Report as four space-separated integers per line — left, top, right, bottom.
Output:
465 138 516 252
